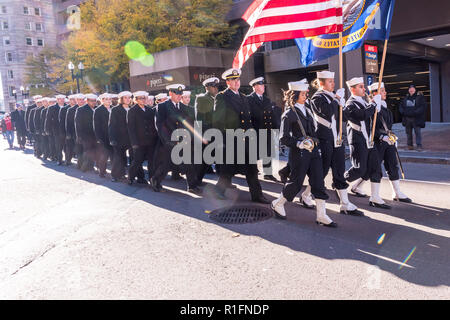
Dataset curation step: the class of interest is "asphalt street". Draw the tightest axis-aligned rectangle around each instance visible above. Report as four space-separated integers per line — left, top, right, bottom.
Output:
0 138 449 299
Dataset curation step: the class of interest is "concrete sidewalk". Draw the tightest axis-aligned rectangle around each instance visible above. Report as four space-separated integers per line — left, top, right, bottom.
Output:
392 122 450 164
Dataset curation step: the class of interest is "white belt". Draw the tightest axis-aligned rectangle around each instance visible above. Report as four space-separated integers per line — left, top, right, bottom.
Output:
349 122 372 149
314 114 331 129
316 114 340 148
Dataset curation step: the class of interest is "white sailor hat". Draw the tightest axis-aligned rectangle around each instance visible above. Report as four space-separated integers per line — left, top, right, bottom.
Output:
288 81 309 92
249 77 265 86
299 78 308 84
32 95 43 100
222 68 241 80
99 93 112 100
166 84 185 94
64 98 69 103
48 97 57 103
202 77 220 87
110 94 119 99
148 95 155 100
36 98 43 103
118 91 132 98
368 82 384 92
85 93 98 100
76 94 86 99
68 94 77 100
182 91 191 97
133 91 149 98
346 77 364 88
155 93 168 100
55 94 66 99
317 71 335 79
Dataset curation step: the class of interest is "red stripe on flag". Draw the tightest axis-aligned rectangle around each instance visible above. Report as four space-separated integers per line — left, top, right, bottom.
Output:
244 25 342 44
254 8 341 27
264 0 334 9
242 0 268 22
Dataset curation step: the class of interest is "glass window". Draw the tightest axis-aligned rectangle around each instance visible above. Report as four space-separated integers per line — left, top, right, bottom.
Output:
24 7 29 15
37 39 44 47
35 8 41 16
25 22 32 30
8 70 13 79
36 23 43 31
3 36 10 45
26 38 33 46
1 6 7 14
3 21 8 29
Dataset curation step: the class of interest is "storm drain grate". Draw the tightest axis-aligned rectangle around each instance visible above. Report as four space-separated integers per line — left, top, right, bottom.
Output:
209 205 274 224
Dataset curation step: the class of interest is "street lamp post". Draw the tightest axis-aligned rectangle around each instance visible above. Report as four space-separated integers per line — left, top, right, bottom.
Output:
68 61 84 93
20 86 30 99
12 89 17 101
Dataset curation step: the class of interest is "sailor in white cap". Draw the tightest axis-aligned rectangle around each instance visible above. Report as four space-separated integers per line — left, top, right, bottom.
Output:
29 97 45 157
76 93 86 108
93 93 113 178
43 97 59 161
181 91 192 107
212 67 270 203
343 77 389 209
299 70 364 216
64 94 80 165
74 93 99 172
146 95 155 107
368 82 411 203
271 80 336 227
38 98 52 159
194 76 220 183
26 96 43 148
109 91 133 182
246 76 280 182
155 93 168 104
47 94 67 164
126 90 158 185
151 83 200 194
110 93 119 107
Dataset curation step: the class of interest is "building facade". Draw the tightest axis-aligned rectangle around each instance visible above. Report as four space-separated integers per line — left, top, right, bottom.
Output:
0 0 57 113
130 0 450 123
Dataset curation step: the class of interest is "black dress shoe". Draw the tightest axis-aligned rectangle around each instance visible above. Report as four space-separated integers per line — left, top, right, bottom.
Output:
264 175 278 182
271 203 287 220
369 201 391 209
187 187 202 195
150 177 161 192
278 171 288 184
300 199 315 209
137 178 148 184
340 208 365 216
351 189 367 197
316 220 338 228
394 197 412 203
252 195 271 204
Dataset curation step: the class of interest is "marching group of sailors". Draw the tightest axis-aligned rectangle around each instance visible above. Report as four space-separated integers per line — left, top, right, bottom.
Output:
21 67 411 228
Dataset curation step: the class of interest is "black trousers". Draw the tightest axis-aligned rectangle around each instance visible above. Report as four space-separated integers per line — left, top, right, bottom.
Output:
97 143 113 175
404 117 422 147
216 164 263 200
48 134 56 159
80 140 98 172
33 133 41 157
65 138 75 164
41 135 50 158
54 134 66 163
111 146 130 179
16 131 26 147
319 139 348 190
153 142 198 189
129 142 156 181
282 147 328 202
376 141 400 181
345 142 382 183
76 142 84 169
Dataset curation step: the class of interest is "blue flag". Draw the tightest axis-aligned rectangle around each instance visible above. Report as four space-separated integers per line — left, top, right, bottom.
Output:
296 0 395 66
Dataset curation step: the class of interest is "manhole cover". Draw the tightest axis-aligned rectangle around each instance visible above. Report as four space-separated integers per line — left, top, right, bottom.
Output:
209 205 274 224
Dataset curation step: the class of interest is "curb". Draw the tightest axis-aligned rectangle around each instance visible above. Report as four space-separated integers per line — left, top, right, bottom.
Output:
399 156 450 165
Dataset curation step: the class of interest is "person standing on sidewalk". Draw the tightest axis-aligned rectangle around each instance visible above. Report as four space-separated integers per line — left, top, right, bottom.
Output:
10 105 27 150
399 84 426 151
2 114 15 149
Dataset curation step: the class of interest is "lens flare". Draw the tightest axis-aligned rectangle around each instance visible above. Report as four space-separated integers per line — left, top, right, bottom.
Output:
163 74 174 81
399 246 417 270
125 41 155 67
377 233 386 245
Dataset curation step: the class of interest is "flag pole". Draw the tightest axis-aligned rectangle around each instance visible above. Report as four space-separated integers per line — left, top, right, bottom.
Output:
370 39 388 145
338 31 343 146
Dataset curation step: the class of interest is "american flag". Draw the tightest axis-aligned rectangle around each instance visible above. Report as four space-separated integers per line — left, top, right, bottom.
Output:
233 0 343 69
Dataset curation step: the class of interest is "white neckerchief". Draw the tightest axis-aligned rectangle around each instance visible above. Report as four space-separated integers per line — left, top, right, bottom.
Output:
321 89 335 103
123 105 130 111
139 105 146 112
294 103 306 117
350 95 372 148
230 89 239 95
381 100 387 109
58 104 64 108
352 95 367 107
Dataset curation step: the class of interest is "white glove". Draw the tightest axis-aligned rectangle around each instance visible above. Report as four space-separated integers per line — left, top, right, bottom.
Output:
339 97 345 106
296 140 306 150
373 94 382 108
335 88 345 100
382 135 391 144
